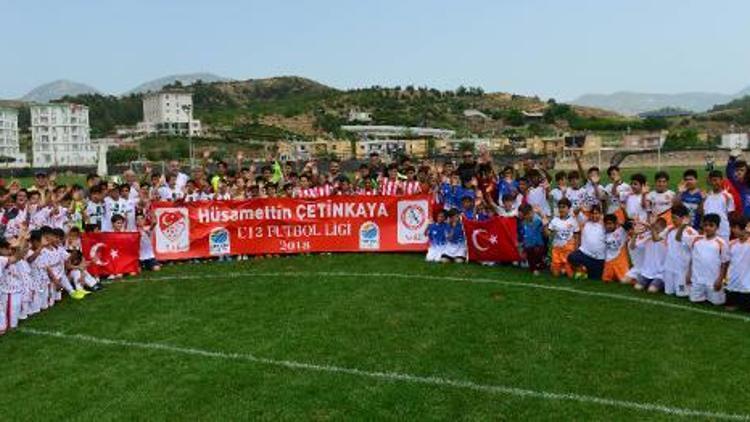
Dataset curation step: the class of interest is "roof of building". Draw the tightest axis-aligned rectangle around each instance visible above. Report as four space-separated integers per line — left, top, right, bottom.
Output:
341 125 456 138
30 102 88 110
463 109 489 119
143 89 192 98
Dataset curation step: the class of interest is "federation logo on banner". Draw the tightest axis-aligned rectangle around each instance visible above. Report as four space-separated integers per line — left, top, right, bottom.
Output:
397 200 428 244
359 221 380 250
209 227 231 256
155 207 190 253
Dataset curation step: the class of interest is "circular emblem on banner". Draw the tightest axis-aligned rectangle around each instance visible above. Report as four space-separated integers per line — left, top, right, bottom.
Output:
400 204 426 230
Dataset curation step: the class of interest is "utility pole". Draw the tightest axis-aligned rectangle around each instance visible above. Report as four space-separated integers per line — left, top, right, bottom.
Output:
182 104 194 169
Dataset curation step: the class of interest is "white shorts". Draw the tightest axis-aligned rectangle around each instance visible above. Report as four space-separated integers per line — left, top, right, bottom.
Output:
426 245 447 262
444 244 467 259
39 283 50 310
663 270 689 297
689 284 725 305
27 288 42 315
0 293 5 333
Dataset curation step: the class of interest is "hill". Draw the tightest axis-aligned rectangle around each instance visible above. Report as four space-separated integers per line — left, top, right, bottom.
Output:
188 77 634 139
695 95 750 126
42 76 659 142
21 79 101 103
125 72 229 95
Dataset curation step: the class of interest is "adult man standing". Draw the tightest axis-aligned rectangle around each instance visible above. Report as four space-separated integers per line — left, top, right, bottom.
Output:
457 151 477 184
168 160 190 193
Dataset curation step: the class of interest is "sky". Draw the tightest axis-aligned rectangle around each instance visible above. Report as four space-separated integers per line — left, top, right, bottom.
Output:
1 0 749 101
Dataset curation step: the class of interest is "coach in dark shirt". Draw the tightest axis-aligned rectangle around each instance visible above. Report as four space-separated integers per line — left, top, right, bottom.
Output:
457 152 477 183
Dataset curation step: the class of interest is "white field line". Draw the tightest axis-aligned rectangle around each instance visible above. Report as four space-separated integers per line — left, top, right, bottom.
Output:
120 271 750 324
17 327 749 421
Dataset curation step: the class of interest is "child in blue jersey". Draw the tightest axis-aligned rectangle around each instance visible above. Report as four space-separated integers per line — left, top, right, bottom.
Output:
443 209 467 263
439 173 464 210
438 175 455 210
678 169 704 230
460 196 476 220
496 166 518 202
425 211 449 262
519 204 546 275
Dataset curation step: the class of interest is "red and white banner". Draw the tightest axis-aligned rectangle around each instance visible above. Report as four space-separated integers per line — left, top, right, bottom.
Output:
82 232 141 276
463 217 521 263
151 195 432 260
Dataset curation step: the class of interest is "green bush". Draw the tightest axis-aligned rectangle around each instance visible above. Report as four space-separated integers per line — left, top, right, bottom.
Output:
107 148 139 165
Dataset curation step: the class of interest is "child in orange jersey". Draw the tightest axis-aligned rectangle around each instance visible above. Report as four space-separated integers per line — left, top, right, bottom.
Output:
602 214 630 283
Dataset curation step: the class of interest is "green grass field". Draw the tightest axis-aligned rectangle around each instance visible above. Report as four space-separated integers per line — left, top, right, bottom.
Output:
2 254 749 420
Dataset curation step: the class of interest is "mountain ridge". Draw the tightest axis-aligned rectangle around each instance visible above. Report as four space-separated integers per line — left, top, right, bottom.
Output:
572 87 750 115
20 79 101 103
125 72 229 94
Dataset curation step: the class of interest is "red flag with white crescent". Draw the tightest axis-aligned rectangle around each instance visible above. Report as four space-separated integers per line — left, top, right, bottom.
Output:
463 217 521 263
82 232 141 276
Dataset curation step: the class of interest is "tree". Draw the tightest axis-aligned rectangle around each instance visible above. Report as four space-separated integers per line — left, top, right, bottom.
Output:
107 148 139 165
458 141 475 153
505 109 525 127
663 129 701 151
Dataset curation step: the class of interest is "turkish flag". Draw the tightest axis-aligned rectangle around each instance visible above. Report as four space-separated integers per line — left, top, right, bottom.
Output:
82 232 141 276
463 217 521 263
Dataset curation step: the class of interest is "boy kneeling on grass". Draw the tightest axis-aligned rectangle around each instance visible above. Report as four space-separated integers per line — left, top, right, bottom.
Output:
442 209 466 263
633 217 668 293
567 205 606 280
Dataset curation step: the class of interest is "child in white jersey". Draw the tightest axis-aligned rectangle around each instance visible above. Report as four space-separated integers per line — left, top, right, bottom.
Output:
726 217 750 312
687 214 729 305
492 194 520 218
644 171 675 222
567 205 606 280
604 165 631 224
602 214 629 283
634 218 668 293
624 173 648 224
137 214 161 272
662 205 699 297
44 227 83 300
624 223 649 286
67 250 101 293
703 170 735 241
546 198 579 277
0 235 29 334
574 155 605 221
27 230 54 313
564 170 585 218
548 172 568 218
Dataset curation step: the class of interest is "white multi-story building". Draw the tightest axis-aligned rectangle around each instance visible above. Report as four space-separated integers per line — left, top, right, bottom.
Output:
0 107 27 167
137 90 202 136
31 103 97 168
721 133 749 150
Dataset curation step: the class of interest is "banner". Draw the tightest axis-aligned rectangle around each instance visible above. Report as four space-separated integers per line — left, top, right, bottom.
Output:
82 232 141 276
463 217 521 263
151 195 432 260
